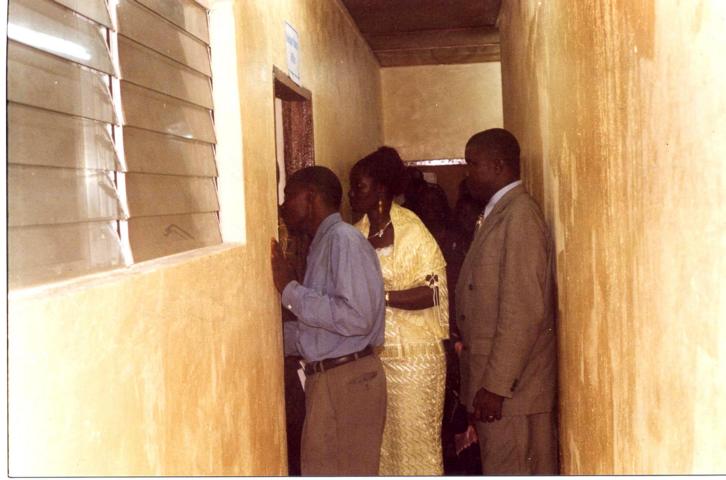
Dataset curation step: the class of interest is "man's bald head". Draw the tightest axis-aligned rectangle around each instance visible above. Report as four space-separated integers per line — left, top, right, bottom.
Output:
465 128 521 177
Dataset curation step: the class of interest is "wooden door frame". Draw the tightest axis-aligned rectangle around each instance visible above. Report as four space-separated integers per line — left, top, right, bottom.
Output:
273 67 315 179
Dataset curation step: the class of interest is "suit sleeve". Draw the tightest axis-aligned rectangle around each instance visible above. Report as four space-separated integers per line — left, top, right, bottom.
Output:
481 206 547 398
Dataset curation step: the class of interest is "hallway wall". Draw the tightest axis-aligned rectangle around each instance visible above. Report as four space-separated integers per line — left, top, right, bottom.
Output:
237 0 383 220
9 246 275 476
381 63 502 160
498 0 726 473
7 0 383 475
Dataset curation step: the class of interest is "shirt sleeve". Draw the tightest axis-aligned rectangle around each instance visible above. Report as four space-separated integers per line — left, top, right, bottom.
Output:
416 223 449 337
281 231 381 337
403 219 450 339
412 222 447 282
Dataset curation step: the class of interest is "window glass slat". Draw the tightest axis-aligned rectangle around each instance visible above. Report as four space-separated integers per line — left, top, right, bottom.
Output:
121 81 215 143
118 35 213 108
127 212 221 262
8 40 116 123
9 0 115 74
9 221 125 288
8 103 119 171
9 164 126 227
135 0 209 44
124 173 219 217
8 0 222 286
117 0 211 76
124 127 216 176
52 0 112 29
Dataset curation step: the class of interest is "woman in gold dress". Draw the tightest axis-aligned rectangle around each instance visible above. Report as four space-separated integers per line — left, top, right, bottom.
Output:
348 147 449 475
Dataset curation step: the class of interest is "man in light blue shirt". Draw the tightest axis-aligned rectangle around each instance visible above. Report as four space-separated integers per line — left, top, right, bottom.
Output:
271 166 386 475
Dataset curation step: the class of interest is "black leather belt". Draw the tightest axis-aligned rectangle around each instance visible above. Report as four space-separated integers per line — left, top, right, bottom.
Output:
304 346 373 376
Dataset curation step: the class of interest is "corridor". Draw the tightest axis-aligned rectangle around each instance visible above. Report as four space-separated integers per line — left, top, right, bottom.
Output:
6 0 725 475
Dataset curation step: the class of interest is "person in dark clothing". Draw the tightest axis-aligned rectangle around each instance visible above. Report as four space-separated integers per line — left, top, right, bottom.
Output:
283 353 306 475
414 181 451 246
401 167 427 212
441 179 483 338
439 179 484 475
277 213 310 476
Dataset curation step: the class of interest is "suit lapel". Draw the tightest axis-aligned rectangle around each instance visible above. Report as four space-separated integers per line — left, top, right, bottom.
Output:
472 185 525 246
459 185 525 291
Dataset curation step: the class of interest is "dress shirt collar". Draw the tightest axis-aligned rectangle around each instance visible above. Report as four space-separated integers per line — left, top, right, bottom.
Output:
483 180 522 220
309 212 342 251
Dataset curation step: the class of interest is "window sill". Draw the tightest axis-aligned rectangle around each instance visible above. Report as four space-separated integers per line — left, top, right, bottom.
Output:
8 243 245 301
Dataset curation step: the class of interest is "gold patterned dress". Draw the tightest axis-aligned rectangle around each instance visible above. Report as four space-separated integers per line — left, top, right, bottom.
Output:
355 203 449 475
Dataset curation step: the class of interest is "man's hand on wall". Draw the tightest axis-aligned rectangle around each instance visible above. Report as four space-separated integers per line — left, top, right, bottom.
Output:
473 387 504 423
271 238 296 294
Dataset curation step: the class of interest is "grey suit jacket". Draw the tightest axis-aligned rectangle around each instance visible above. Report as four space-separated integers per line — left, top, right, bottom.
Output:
455 184 557 416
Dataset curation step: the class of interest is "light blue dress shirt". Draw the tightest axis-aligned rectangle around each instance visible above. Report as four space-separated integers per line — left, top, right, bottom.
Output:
484 180 523 219
282 213 386 362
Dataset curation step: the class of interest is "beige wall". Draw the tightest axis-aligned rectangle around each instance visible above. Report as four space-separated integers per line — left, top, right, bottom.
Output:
381 62 502 160
237 0 383 219
499 0 726 474
9 246 282 476
8 0 383 475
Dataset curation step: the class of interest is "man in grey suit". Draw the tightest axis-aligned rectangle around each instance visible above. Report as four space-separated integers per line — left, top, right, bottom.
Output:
456 128 558 474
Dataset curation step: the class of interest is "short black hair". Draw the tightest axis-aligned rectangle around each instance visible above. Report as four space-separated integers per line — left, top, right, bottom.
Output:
352 146 407 197
287 166 343 209
465 128 521 176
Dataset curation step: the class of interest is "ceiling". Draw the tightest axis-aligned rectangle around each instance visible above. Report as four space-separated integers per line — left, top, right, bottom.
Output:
340 0 502 67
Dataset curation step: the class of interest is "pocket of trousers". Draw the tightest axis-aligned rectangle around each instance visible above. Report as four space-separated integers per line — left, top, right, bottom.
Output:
348 370 378 386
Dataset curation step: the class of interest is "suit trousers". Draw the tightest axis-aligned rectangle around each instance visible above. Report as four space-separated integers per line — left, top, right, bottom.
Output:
301 353 387 475
475 411 558 475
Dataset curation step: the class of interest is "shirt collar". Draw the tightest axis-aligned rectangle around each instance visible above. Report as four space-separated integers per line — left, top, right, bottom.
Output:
483 180 522 219
310 212 342 251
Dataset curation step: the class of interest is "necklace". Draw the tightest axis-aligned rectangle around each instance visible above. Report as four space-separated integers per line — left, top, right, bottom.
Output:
368 219 392 239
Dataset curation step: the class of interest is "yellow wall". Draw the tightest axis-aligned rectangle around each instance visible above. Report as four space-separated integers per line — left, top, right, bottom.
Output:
8 0 383 475
9 246 283 476
499 0 726 473
237 0 383 219
381 62 502 160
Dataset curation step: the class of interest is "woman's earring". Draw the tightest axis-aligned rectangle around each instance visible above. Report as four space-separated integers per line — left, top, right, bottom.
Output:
378 198 384 215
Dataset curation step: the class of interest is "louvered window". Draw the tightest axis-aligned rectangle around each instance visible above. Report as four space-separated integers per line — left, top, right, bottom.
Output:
8 0 125 288
7 0 222 288
115 0 220 262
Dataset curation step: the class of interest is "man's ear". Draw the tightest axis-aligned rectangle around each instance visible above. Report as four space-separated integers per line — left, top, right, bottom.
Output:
305 187 319 212
493 158 506 174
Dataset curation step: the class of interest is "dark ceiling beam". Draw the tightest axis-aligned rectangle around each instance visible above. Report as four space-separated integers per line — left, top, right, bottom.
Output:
376 44 501 67
339 0 503 67
366 27 500 51
341 0 499 34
